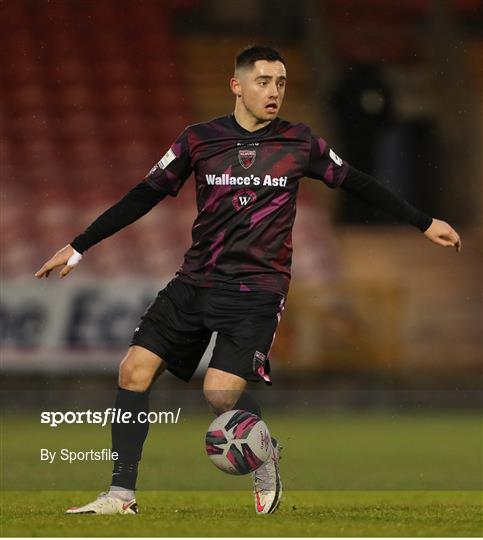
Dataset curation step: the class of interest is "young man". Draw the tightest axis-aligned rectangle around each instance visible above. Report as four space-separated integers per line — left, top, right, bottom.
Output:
35 46 461 516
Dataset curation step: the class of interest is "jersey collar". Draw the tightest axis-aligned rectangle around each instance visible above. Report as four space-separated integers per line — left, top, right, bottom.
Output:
229 113 278 137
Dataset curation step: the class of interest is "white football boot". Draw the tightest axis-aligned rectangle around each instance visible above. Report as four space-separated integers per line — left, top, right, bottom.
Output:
65 492 138 515
252 437 282 515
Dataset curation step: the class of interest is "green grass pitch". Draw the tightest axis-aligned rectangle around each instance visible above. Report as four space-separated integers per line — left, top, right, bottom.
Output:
1 411 481 536
1 490 481 536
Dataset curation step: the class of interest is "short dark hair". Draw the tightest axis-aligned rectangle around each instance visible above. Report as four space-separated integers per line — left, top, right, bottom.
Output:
235 45 286 72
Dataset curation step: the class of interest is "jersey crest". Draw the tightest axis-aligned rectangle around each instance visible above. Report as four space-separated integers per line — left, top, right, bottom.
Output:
238 149 256 169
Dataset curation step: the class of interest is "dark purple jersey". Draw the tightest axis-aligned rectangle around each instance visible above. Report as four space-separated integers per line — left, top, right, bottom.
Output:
145 114 348 296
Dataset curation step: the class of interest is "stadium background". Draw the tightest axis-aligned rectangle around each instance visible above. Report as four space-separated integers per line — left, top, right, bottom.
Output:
1 0 482 504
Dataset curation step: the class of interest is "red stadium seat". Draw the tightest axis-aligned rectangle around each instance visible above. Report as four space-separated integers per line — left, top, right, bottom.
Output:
2 0 190 277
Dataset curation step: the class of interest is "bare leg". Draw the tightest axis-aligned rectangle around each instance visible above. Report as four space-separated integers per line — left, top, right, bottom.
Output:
118 345 167 391
203 367 247 415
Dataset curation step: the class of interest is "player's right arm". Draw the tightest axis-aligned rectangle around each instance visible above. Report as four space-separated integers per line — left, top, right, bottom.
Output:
35 129 193 279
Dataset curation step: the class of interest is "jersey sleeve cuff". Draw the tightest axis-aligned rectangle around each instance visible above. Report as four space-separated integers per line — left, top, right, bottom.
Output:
418 215 433 233
70 237 88 254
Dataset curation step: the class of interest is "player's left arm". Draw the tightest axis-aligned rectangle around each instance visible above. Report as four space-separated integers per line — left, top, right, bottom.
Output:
304 133 461 252
341 167 462 252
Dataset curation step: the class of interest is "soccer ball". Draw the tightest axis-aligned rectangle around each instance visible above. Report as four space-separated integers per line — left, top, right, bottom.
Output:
205 410 272 475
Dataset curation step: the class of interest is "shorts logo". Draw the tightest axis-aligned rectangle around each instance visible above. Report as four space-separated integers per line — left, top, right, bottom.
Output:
238 149 256 169
329 148 343 166
232 188 256 210
253 350 266 370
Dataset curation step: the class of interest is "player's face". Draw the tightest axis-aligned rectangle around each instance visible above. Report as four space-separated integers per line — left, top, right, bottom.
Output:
233 60 287 124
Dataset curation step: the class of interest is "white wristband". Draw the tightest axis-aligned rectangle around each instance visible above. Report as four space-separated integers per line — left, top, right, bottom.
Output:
67 249 83 266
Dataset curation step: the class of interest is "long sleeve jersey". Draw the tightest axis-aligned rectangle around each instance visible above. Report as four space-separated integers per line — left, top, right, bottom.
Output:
72 114 432 295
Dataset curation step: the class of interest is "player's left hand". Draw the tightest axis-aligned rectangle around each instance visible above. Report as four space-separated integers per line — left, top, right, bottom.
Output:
424 218 461 252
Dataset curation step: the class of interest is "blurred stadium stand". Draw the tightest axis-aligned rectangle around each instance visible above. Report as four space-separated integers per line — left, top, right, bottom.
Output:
1 0 192 276
1 1 481 392
323 0 482 64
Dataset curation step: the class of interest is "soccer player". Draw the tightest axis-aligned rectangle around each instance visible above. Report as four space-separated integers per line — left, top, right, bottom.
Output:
35 46 461 515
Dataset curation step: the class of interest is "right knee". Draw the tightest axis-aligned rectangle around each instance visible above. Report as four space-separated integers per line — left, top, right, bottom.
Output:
118 348 163 392
119 360 144 391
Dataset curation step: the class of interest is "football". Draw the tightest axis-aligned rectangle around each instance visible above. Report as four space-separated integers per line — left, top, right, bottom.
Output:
205 410 272 475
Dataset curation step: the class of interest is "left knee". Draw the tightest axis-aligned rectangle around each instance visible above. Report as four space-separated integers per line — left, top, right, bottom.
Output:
203 368 246 416
203 389 239 416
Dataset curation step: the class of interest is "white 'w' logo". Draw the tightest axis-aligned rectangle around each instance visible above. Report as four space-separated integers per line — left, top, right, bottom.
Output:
238 196 252 206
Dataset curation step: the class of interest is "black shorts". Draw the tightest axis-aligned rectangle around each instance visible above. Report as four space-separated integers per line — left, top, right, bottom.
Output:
130 278 285 384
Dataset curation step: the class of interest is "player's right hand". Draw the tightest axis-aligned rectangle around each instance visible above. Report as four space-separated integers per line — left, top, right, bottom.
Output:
35 244 82 279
